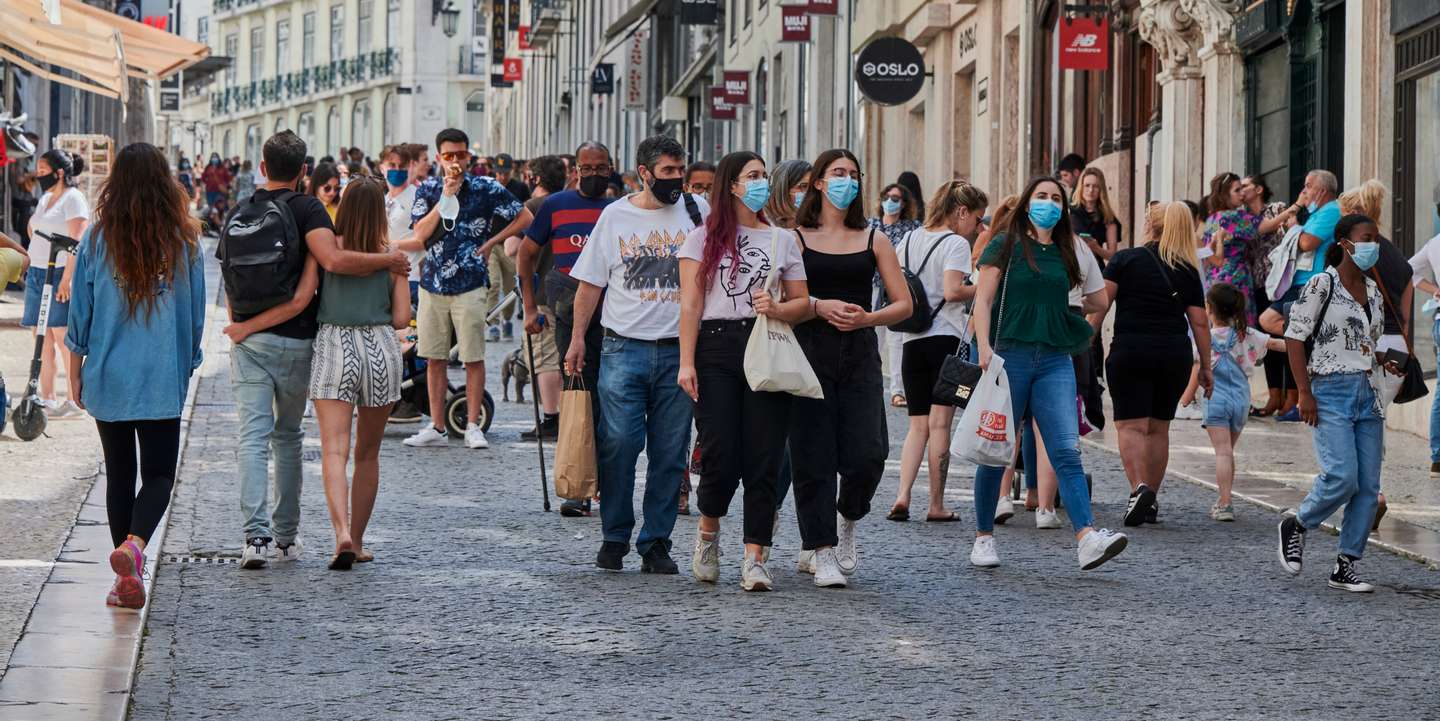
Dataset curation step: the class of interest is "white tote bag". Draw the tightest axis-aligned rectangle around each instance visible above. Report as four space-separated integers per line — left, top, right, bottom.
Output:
743 227 824 399
950 353 1015 467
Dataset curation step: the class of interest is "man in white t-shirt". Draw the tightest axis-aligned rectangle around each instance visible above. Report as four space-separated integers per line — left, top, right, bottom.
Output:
381 143 422 422
564 135 708 574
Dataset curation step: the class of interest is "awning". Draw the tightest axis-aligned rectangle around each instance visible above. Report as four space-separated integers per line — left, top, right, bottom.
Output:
665 42 717 99
0 0 209 101
603 0 662 44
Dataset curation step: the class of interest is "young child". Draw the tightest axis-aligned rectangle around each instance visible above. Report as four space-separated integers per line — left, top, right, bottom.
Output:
1202 282 1284 521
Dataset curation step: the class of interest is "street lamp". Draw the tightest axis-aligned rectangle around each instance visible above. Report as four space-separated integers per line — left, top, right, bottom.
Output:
432 0 460 38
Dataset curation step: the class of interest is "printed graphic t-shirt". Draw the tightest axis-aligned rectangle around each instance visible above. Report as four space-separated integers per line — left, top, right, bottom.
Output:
569 195 710 340
678 224 806 321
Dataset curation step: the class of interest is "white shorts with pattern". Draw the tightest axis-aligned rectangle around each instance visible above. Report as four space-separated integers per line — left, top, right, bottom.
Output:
309 324 403 407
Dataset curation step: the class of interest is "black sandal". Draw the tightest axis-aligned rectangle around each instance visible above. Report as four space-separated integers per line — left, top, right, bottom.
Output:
329 550 356 570
886 506 909 522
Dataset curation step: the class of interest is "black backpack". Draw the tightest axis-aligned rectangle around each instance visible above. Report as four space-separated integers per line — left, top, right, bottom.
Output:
217 191 303 315
883 230 954 334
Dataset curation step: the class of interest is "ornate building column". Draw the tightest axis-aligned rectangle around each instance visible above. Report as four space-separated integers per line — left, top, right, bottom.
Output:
1138 0 1205 201
1184 0 1246 184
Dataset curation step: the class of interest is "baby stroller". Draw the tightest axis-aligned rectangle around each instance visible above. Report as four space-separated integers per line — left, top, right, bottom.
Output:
396 336 494 438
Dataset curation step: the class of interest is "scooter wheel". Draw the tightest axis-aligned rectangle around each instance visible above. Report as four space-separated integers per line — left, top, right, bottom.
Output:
442 390 496 437
12 400 47 442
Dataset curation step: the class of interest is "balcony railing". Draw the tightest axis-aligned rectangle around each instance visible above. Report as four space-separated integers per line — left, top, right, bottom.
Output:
210 49 398 116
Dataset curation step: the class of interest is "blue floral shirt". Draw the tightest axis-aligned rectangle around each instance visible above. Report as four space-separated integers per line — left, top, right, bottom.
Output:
411 174 522 295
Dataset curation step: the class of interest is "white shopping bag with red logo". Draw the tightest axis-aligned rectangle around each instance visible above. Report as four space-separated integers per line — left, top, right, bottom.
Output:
951 353 1015 467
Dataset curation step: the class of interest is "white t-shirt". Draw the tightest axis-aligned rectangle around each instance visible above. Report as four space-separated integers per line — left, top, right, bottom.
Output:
1409 231 1440 318
678 224 806 321
385 184 420 281
895 227 972 342
28 188 90 267
1067 238 1105 307
570 195 710 340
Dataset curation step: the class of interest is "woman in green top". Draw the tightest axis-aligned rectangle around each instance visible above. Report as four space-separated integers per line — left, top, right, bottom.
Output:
968 176 1129 571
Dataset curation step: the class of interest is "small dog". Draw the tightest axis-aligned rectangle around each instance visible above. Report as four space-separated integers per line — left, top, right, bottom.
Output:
500 347 530 403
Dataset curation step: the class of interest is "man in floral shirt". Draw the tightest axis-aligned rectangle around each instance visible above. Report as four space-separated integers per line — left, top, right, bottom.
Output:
404 128 531 450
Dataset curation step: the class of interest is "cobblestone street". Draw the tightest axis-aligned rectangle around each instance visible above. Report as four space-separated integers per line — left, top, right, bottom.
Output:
128 337 1440 720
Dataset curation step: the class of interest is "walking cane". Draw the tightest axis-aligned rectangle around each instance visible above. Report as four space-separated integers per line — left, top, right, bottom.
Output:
525 311 552 513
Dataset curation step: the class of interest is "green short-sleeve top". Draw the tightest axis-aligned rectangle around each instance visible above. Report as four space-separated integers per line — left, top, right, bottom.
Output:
976 233 1092 355
317 269 394 327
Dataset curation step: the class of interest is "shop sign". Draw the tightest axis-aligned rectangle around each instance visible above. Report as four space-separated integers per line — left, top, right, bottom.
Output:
518 25 531 50
781 5 812 43
808 0 838 14
722 71 751 106
491 73 513 89
591 63 615 95
956 23 977 61
1058 16 1109 71
709 87 736 120
854 36 926 106
503 57 523 83
679 0 719 25
624 31 647 111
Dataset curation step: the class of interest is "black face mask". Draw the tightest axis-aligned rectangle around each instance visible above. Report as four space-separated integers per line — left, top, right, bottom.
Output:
578 174 608 199
648 176 684 206
36 173 58 192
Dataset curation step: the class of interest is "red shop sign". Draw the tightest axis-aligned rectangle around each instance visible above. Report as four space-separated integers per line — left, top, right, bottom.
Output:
518 25 531 50
722 70 751 105
781 5 812 43
709 87 736 120
503 57 523 82
1058 15 1109 71
808 0 838 15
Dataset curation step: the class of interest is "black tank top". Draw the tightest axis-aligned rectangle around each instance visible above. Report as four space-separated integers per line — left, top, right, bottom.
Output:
797 228 878 311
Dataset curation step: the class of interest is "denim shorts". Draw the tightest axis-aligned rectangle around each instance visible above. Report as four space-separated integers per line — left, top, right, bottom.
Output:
21 266 68 328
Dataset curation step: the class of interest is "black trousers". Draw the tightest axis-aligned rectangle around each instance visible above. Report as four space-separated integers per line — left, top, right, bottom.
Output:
693 320 791 547
95 418 181 547
788 321 887 550
547 269 602 392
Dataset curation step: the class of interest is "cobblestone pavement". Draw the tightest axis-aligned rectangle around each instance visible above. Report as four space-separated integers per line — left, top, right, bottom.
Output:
130 336 1440 721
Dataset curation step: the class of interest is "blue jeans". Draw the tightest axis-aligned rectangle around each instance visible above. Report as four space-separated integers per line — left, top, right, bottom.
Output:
231 333 313 544
1297 373 1383 559
596 336 692 555
1431 316 1440 462
973 346 1094 533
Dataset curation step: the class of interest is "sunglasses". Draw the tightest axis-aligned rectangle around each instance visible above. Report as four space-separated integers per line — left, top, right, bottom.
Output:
439 151 472 163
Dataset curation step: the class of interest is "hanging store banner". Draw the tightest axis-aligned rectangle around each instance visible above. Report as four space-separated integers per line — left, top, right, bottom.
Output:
591 63 615 95
624 31 647 111
518 26 531 50
854 36 926 106
503 57 523 83
1058 15 1110 71
808 0 838 15
492 0 507 66
709 87 736 120
679 0 719 25
492 73 513 89
780 5 812 43
722 71 751 106
508 0 521 30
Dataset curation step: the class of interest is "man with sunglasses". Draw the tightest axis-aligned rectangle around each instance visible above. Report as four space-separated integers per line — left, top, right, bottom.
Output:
405 128 532 450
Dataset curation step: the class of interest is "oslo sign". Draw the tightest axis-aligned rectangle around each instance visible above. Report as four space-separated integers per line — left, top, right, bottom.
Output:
854 37 926 106
1059 16 1109 71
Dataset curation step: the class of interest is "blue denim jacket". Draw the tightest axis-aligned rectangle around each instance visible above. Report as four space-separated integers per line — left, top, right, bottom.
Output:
64 228 206 422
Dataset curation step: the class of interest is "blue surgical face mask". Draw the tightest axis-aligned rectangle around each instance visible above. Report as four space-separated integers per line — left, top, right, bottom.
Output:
793 191 805 208
386 169 409 187
1349 241 1380 271
738 178 770 213
826 177 860 210
882 198 903 216
1028 199 1063 230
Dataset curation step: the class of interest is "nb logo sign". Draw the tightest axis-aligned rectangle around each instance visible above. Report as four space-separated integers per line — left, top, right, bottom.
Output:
1071 33 1098 48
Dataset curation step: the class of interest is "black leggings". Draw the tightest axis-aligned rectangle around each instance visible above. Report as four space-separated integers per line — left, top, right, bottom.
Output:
95 418 181 547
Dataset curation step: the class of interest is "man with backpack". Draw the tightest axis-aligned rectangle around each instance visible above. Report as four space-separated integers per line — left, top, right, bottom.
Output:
218 131 409 569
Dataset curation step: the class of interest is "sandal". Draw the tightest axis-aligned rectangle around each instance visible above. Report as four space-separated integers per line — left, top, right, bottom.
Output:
925 511 961 522
356 549 374 563
329 539 356 570
890 393 907 408
886 505 909 522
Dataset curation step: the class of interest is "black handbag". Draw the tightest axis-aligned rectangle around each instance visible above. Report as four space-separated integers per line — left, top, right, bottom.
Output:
932 261 1009 409
1370 270 1430 404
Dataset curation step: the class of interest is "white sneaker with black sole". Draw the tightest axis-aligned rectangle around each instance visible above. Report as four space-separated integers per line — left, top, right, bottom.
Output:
1328 555 1374 593
970 535 1000 568
993 497 1015 525
812 548 848 588
1277 511 1305 575
273 538 303 563
1124 484 1155 527
403 425 449 447
835 514 858 575
241 538 271 569
464 426 489 449
1077 528 1128 570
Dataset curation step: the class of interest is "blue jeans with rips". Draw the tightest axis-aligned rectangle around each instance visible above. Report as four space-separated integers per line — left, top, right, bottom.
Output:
1296 372 1383 559
596 335 692 555
973 346 1094 533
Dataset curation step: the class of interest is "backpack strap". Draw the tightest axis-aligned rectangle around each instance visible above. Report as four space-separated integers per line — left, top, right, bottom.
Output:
913 232 956 275
682 192 702 227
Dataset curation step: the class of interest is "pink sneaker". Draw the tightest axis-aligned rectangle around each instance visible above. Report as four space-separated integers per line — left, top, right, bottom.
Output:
105 579 122 607
109 540 146 610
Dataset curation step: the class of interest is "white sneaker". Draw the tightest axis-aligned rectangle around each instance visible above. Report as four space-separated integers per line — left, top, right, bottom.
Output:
1077 528 1128 570
403 425 449 447
835 514 858 575
691 531 720 583
45 400 85 418
741 555 773 592
796 549 816 575
969 535 1000 567
812 548 848 588
1174 399 1203 420
272 538 303 563
464 426 489 449
994 496 1015 525
1035 508 1062 529
240 538 270 569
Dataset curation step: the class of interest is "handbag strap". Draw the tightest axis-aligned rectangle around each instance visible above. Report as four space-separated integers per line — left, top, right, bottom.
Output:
1368 266 1416 358
1143 244 1182 308
766 225 782 294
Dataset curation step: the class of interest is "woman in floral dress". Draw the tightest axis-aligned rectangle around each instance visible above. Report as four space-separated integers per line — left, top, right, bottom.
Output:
1201 172 1260 325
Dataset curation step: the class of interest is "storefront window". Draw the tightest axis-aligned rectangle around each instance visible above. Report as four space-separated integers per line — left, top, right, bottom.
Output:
1410 70 1440 374
1247 43 1289 201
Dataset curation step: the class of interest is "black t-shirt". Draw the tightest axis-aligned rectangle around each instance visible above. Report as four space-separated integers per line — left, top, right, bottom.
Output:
229 188 336 339
1070 205 1121 267
1375 235 1413 336
505 177 531 204
1103 243 1205 338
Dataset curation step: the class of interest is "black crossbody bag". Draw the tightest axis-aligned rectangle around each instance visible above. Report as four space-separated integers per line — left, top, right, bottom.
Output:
932 256 1010 408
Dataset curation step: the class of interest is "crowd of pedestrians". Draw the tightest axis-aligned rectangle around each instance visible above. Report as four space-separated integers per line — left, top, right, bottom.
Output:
46 122 1438 609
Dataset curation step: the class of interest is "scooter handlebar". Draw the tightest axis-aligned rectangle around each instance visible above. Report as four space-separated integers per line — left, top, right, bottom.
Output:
33 231 79 254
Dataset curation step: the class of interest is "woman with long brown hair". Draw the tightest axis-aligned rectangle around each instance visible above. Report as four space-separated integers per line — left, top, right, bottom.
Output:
63 143 205 609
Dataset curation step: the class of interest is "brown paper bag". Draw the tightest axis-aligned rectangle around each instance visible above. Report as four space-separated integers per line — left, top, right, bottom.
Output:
555 384 598 500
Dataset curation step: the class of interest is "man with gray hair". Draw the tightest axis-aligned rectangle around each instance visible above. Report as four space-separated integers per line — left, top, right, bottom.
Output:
564 135 708 573
1289 169 1342 299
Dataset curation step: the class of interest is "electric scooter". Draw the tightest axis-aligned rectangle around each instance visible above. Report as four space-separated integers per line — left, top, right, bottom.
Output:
12 231 78 441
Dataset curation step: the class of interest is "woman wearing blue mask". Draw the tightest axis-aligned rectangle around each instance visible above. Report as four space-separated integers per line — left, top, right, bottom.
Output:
969 176 1129 571
678 151 811 591
1276 214 1391 593
785 148 911 587
870 183 923 409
